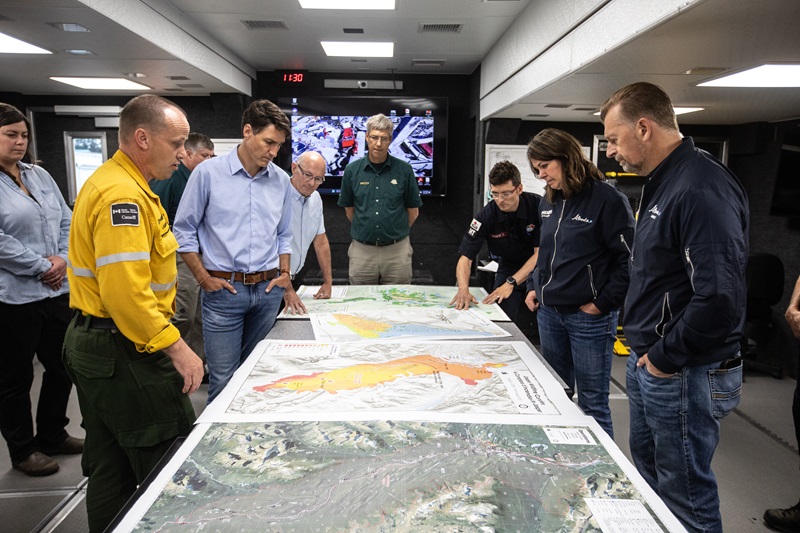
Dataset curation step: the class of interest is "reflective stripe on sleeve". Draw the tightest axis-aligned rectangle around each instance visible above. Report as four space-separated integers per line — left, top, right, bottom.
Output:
96 251 150 267
150 278 177 292
70 266 95 278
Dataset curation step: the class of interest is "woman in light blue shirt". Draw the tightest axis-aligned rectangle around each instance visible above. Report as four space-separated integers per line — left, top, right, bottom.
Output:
0 103 82 477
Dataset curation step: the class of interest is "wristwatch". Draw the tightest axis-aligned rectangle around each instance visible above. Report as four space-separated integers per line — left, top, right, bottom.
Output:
505 276 517 286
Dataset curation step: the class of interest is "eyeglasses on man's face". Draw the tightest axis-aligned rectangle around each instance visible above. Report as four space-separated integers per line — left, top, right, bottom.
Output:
297 163 325 184
489 188 518 200
367 134 392 144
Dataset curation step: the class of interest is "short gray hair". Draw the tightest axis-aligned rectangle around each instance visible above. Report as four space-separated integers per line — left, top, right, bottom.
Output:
366 113 393 134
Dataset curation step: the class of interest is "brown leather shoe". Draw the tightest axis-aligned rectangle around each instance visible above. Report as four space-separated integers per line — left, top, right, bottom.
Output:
13 452 59 477
42 435 84 456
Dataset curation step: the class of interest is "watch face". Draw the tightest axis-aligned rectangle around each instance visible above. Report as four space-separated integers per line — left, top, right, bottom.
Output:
506 276 516 286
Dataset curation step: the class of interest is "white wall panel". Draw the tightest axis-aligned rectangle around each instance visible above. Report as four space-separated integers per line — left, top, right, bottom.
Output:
480 0 705 120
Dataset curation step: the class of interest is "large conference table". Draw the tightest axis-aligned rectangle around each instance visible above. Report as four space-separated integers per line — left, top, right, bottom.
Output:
109 287 687 533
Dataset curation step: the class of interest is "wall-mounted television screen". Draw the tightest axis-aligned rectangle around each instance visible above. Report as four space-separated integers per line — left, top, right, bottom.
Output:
279 96 448 196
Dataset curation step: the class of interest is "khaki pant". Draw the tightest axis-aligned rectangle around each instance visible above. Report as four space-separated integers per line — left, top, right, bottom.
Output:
348 237 413 285
173 254 204 359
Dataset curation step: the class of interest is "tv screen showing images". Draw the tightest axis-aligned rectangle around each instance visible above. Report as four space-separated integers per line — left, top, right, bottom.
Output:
281 96 447 196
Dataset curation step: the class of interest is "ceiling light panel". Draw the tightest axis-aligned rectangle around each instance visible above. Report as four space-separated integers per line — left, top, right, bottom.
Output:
699 64 800 87
300 0 395 9
0 31 51 54
321 41 393 57
50 77 150 90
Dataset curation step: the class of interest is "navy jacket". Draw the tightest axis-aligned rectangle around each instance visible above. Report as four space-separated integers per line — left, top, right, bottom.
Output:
528 180 634 314
624 137 749 373
458 192 541 272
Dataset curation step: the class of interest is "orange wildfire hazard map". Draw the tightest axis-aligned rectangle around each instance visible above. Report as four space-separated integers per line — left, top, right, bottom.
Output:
331 313 390 338
253 355 506 394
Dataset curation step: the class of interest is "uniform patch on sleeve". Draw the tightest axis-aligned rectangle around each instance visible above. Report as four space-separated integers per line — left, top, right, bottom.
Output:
469 218 482 232
110 203 140 226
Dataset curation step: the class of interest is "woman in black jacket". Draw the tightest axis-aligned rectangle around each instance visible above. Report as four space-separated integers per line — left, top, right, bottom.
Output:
524 128 634 437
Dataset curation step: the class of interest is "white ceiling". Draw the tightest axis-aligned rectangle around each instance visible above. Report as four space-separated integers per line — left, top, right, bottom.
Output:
0 0 798 125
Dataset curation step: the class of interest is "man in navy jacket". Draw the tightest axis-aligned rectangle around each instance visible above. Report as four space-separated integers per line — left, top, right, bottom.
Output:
601 82 748 533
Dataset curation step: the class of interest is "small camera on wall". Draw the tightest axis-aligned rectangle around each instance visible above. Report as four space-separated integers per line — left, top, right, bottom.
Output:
357 80 368 89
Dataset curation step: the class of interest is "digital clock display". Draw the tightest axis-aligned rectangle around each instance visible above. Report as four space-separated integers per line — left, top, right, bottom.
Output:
282 72 305 83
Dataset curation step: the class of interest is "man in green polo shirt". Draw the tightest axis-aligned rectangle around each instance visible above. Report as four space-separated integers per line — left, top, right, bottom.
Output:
338 113 422 285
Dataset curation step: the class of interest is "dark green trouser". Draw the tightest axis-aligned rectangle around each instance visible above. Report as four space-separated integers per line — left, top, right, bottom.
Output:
63 316 196 532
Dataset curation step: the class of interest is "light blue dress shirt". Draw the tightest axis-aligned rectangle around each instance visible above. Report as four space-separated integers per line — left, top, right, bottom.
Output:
173 148 293 273
0 163 71 304
289 187 325 276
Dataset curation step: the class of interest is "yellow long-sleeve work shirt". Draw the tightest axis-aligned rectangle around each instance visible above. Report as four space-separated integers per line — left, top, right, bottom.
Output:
67 150 180 353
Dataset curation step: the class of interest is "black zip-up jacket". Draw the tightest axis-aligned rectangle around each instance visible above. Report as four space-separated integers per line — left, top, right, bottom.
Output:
527 180 634 315
457 192 541 272
624 137 749 374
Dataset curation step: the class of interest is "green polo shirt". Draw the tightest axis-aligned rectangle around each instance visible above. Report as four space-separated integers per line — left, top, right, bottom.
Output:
338 154 422 243
149 162 190 227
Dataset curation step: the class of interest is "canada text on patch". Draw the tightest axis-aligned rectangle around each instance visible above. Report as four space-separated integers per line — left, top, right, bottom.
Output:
110 203 140 227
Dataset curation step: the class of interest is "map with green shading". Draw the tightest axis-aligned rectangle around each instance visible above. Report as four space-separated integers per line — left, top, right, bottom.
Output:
281 284 510 321
128 421 669 532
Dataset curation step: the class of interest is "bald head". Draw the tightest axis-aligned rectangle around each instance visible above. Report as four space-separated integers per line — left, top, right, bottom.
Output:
291 151 327 197
118 95 190 181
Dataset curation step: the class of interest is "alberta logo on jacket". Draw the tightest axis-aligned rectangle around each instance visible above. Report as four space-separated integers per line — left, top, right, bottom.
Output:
571 214 593 224
648 205 661 219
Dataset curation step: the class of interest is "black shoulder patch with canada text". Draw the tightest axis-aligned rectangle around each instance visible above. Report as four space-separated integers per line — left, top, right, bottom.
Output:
110 203 140 226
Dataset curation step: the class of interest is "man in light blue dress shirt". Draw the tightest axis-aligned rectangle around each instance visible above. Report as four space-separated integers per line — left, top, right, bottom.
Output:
282 150 333 315
173 100 293 402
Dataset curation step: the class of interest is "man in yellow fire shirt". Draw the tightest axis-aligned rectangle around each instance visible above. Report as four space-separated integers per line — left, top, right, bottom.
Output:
64 95 203 532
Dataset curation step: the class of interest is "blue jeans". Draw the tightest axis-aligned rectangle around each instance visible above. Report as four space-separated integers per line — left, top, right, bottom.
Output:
202 281 284 403
536 304 617 437
626 352 742 533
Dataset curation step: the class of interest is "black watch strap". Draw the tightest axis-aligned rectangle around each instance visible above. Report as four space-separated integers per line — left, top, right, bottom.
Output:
506 276 517 286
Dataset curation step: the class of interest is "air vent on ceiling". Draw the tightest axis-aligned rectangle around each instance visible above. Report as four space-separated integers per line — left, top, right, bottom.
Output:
572 107 597 111
419 23 463 33
165 75 190 81
527 113 549 118
544 103 570 108
46 22 90 32
242 20 288 31
351 59 368 63
343 28 364 34
176 83 204 88
412 59 446 67
162 88 183 92
0 14 15 21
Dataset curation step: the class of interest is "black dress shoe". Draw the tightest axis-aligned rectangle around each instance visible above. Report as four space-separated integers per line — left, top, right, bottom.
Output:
765 499 800 532
42 435 84 456
13 452 59 477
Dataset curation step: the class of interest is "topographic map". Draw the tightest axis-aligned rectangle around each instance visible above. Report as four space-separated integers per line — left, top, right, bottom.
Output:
280 285 510 321
118 419 680 533
198 341 581 423
310 308 510 343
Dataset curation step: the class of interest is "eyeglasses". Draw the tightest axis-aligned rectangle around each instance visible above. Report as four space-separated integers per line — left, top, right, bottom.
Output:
489 189 518 200
297 163 325 184
367 134 392 144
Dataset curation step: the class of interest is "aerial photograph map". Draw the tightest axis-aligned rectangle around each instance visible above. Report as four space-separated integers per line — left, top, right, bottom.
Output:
281 285 509 322
121 419 675 532
197 341 579 423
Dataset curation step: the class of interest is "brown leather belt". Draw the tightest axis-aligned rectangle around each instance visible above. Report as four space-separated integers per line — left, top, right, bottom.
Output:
207 269 277 285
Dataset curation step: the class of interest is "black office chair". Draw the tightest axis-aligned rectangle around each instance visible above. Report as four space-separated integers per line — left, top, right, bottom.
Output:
742 252 785 378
